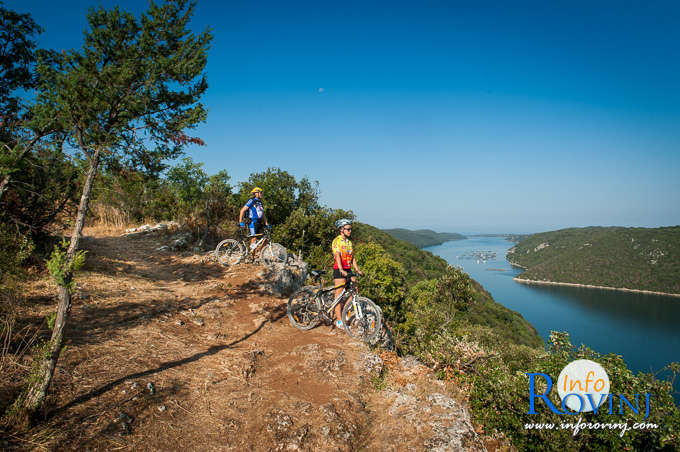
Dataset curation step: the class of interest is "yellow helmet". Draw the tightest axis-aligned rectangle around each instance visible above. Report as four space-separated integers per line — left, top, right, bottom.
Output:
251 187 263 193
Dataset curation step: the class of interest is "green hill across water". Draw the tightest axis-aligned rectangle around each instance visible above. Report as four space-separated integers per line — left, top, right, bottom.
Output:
382 228 466 248
508 226 680 295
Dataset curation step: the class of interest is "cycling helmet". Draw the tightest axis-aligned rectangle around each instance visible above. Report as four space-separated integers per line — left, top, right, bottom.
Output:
334 218 352 229
251 187 263 193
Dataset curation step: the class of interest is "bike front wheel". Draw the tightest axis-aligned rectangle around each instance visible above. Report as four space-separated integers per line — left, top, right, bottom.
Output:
215 239 245 266
260 242 288 265
342 296 382 343
287 286 321 330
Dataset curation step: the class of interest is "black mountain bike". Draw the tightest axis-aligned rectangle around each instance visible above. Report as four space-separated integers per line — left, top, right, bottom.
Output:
287 270 382 343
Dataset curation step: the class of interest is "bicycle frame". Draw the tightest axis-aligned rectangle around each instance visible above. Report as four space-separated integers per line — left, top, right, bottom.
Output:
312 277 358 323
288 271 381 340
239 229 271 260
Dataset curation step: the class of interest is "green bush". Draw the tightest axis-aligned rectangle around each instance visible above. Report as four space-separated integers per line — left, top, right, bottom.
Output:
394 267 477 351
353 223 451 284
273 206 354 270
0 144 79 237
354 242 407 320
46 239 86 293
166 157 210 219
91 168 175 224
0 223 34 285
237 168 319 227
92 157 238 233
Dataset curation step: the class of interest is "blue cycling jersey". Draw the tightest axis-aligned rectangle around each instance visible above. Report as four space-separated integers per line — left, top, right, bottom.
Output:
245 198 264 221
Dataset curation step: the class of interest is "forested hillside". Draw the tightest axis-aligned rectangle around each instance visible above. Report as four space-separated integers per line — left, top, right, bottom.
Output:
356 225 450 283
382 228 465 248
508 226 680 294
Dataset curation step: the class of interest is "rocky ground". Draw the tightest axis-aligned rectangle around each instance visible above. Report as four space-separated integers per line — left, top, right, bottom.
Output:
6 226 490 451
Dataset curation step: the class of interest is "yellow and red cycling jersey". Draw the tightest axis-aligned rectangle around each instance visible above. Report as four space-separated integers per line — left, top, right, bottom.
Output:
332 235 353 270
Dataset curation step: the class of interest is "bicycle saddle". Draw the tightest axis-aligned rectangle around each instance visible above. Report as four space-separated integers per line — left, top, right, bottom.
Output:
310 269 327 278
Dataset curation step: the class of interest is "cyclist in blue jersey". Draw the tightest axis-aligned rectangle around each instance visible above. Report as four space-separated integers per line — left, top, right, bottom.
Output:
239 187 270 249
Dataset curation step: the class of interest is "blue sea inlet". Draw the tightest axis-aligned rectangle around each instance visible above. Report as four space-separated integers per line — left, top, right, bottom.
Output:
426 235 680 403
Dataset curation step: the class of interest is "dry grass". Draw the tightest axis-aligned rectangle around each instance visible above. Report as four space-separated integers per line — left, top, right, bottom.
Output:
0 286 45 372
89 204 131 230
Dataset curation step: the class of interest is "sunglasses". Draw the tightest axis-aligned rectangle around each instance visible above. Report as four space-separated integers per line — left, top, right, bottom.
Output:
343 227 352 231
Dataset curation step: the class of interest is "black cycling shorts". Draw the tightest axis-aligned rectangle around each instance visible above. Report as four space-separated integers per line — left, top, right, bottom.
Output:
333 268 354 279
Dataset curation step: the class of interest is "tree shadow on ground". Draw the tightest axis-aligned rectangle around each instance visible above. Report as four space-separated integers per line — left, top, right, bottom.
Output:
50 310 284 418
13 294 221 350
13 232 237 345
80 234 226 283
8 380 192 450
16 245 269 350
260 302 287 323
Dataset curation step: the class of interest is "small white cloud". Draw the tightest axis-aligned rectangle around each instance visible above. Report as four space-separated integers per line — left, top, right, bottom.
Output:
318 87 324 93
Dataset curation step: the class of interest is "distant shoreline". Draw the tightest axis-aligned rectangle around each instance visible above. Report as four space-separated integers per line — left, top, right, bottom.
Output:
513 277 680 298
422 238 466 248
383 228 466 249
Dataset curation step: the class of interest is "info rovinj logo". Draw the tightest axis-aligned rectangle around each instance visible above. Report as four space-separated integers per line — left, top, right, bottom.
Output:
525 359 658 436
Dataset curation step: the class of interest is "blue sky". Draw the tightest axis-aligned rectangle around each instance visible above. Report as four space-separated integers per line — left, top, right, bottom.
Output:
7 0 680 233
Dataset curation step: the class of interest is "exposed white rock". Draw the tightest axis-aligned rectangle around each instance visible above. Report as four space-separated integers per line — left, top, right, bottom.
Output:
257 254 308 297
534 242 549 252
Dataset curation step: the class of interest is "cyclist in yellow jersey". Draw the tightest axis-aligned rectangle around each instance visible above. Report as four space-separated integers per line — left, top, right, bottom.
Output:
332 219 363 328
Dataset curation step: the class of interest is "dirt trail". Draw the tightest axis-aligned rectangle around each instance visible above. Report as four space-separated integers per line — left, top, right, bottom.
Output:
13 227 487 451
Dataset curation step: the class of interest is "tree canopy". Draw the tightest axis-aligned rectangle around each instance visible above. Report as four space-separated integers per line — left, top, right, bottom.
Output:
30 0 212 175
0 4 42 141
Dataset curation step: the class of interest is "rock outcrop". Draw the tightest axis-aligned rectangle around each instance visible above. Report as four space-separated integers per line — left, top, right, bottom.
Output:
257 253 309 297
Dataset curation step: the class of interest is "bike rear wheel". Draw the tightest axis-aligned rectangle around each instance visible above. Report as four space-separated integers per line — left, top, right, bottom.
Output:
215 239 245 266
287 286 321 330
342 296 382 343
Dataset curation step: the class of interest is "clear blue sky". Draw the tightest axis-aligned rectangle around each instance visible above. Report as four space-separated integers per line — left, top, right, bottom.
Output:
7 0 680 233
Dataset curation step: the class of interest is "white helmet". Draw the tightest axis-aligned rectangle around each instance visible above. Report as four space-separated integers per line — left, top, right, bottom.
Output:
334 218 352 229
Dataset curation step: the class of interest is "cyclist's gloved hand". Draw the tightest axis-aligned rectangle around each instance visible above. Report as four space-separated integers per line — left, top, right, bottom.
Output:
267 224 271 230
239 222 245 228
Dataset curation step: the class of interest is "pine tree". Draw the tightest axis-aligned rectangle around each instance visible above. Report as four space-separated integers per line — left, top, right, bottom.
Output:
22 0 212 413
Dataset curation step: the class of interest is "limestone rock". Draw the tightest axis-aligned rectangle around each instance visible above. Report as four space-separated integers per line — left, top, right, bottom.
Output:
123 221 178 237
257 255 308 297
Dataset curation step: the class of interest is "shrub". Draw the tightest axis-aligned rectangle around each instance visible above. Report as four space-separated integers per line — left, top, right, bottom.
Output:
273 206 354 270
354 242 407 320
0 223 34 284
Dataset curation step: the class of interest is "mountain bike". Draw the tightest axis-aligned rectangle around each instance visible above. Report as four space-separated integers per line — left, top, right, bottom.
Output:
214 226 287 266
287 270 382 343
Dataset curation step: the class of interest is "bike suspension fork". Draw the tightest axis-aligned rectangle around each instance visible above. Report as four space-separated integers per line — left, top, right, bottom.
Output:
352 296 363 319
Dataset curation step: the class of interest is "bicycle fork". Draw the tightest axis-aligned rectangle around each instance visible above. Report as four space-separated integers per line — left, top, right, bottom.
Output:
349 295 363 320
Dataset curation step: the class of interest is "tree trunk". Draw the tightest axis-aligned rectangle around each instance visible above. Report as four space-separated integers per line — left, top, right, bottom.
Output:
23 149 101 414
0 174 11 199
